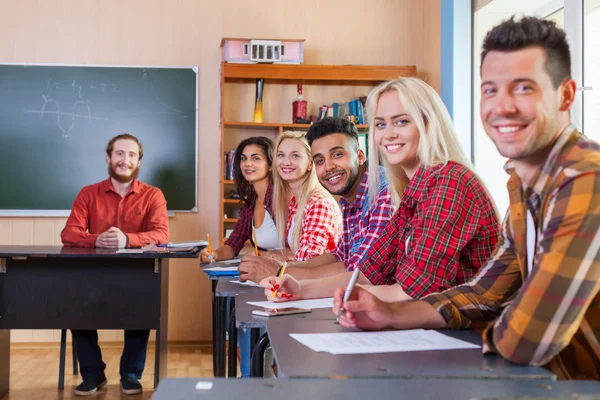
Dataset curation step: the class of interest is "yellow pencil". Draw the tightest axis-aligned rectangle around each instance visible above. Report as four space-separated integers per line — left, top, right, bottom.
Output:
253 228 259 256
207 234 214 263
271 262 287 299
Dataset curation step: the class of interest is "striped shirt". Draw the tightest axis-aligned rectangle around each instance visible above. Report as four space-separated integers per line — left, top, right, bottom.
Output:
423 127 600 380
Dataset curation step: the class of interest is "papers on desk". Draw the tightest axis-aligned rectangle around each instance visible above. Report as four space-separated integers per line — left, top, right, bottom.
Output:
230 280 261 287
202 260 240 276
247 297 334 310
290 329 480 355
204 266 238 272
116 249 144 254
167 240 208 248
142 243 199 253
201 259 241 268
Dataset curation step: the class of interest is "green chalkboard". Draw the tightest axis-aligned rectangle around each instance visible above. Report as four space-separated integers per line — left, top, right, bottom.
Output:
0 64 198 214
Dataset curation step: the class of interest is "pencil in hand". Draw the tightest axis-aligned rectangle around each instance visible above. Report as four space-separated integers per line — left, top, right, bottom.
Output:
253 228 259 256
271 262 287 299
207 234 215 263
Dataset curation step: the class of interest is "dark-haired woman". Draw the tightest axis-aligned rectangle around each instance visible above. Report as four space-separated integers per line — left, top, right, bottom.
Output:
200 136 279 263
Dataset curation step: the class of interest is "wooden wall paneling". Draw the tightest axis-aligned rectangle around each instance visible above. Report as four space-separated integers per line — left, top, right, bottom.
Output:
0 0 440 343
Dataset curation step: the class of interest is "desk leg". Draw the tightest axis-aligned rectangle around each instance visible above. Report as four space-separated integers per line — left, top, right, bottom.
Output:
214 296 227 377
0 330 9 397
154 327 168 388
227 300 237 378
154 259 169 388
250 328 260 356
211 280 217 376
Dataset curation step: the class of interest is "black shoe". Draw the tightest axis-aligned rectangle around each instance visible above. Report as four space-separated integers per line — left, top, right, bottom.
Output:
120 376 143 395
73 376 107 396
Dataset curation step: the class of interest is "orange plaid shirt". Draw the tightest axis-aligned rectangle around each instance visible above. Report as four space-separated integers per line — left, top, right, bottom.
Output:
423 126 600 380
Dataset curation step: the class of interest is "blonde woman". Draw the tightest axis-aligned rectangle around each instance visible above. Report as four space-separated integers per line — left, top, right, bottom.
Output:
260 78 499 303
271 131 342 261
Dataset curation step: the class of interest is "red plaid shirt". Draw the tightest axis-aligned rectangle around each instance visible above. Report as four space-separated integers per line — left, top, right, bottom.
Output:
333 166 394 271
286 190 342 261
361 161 500 298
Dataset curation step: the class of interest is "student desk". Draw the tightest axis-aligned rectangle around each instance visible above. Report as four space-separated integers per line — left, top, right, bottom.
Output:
236 292 336 377
153 378 600 400
213 279 263 378
201 261 241 377
0 245 198 397
267 319 556 380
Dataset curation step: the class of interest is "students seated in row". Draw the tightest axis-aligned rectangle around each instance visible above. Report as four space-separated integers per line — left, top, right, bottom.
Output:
261 77 500 301
200 137 279 263
238 117 394 283
334 17 600 381
61 134 169 396
238 130 343 282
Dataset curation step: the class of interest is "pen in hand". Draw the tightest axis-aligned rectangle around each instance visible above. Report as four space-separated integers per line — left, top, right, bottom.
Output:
336 267 361 323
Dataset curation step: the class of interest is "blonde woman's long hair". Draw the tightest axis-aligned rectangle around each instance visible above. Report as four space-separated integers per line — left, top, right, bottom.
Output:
367 77 474 208
272 131 334 253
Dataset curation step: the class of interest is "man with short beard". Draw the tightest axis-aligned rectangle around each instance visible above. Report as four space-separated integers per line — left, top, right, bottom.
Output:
61 133 169 395
239 117 393 283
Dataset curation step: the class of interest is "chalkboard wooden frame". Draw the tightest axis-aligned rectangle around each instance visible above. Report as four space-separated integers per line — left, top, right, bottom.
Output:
0 62 199 215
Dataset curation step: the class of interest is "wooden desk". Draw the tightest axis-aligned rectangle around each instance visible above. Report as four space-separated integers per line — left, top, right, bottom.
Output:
267 319 556 380
153 378 600 400
0 245 198 397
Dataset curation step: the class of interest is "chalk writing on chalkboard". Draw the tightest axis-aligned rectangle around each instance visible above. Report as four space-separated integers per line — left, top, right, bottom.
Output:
23 95 108 139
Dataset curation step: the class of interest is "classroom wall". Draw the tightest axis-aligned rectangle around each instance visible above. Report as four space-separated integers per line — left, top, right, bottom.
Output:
0 0 441 343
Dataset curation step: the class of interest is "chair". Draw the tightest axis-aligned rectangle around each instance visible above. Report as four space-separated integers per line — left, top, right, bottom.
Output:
58 329 78 390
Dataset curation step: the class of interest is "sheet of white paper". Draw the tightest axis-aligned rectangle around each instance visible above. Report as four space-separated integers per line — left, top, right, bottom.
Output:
230 280 261 287
247 297 334 310
290 329 480 354
204 266 239 272
117 249 143 253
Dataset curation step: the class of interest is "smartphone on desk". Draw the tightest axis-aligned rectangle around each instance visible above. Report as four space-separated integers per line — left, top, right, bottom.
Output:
252 307 312 317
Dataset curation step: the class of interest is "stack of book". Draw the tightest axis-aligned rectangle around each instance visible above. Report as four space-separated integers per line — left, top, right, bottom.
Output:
318 96 368 124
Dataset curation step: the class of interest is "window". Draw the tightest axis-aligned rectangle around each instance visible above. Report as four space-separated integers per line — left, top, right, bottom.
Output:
243 43 249 56
584 0 600 141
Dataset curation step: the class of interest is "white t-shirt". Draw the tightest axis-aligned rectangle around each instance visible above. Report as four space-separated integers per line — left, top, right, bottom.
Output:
253 210 279 251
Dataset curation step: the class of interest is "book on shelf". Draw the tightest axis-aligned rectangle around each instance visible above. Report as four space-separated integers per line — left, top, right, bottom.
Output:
224 149 236 180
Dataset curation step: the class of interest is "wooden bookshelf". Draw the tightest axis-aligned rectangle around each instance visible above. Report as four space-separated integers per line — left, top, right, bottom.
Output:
219 62 416 243
224 121 369 129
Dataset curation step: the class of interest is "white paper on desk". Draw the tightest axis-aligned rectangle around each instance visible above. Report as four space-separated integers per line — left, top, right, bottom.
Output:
117 249 144 254
247 297 334 310
204 266 239 272
290 329 480 354
230 280 261 287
